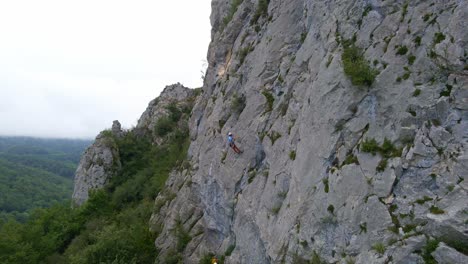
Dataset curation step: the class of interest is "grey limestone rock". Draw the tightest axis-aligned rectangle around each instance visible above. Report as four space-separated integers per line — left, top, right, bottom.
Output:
151 0 468 262
141 0 468 263
432 242 468 264
72 126 121 206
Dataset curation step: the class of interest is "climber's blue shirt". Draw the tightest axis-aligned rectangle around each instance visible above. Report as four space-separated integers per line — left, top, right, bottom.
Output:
228 135 233 144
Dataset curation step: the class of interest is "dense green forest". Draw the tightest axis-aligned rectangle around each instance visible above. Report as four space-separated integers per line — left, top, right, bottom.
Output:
0 103 193 263
0 137 91 223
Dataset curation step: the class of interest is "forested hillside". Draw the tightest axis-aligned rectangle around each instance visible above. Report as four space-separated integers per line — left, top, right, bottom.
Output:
0 88 197 263
0 137 91 223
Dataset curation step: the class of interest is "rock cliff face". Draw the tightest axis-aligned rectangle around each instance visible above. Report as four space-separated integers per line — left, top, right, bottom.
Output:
72 122 122 206
150 0 467 263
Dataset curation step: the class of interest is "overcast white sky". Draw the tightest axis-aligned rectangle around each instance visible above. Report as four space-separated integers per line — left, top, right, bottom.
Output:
0 0 212 139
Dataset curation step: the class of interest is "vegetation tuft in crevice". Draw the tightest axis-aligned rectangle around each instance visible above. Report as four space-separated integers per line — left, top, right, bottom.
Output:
342 43 378 87
262 90 275 113
251 0 270 25
222 0 244 29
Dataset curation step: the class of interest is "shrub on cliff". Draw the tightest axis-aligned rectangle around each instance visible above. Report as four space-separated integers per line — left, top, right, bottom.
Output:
223 0 243 28
231 93 246 115
342 44 378 87
251 0 270 24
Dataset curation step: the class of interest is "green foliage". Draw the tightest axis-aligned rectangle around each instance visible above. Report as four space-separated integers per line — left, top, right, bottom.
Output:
199 253 215 264
341 43 378 86
388 225 399 234
310 251 325 264
447 184 455 192
0 159 73 224
372 243 386 254
415 196 433 205
268 131 281 145
164 250 182 264
225 244 235 256
219 119 226 130
0 108 192 263
0 137 90 223
422 239 439 264
238 45 253 65
396 45 409 55
0 137 90 162
414 36 422 46
408 54 416 65
262 90 275 112
300 32 307 43
251 0 270 25
222 0 244 28
155 103 184 137
231 93 246 115
167 102 182 122
0 204 84 264
174 218 192 252
278 74 284 83
323 178 329 193
271 205 281 214
361 138 401 158
361 138 379 155
342 154 359 166
326 55 334 68
291 253 309 264
412 89 421 97
289 150 296 160
433 32 445 44
248 168 257 183
277 191 287 199
155 117 176 137
429 206 445 214
70 203 157 264
380 138 399 158
440 84 452 97
363 5 372 17
221 151 227 164
442 238 468 255
327 204 335 214
422 13 432 22
359 222 367 234
401 1 409 21
402 224 417 233
402 72 411 80
279 101 289 116
376 159 388 172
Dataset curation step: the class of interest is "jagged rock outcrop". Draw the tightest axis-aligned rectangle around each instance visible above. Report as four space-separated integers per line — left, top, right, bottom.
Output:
135 83 199 143
151 0 467 263
72 84 198 206
72 126 122 206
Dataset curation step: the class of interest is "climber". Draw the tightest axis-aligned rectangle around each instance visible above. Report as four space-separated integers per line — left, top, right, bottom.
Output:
228 132 242 154
211 256 218 264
